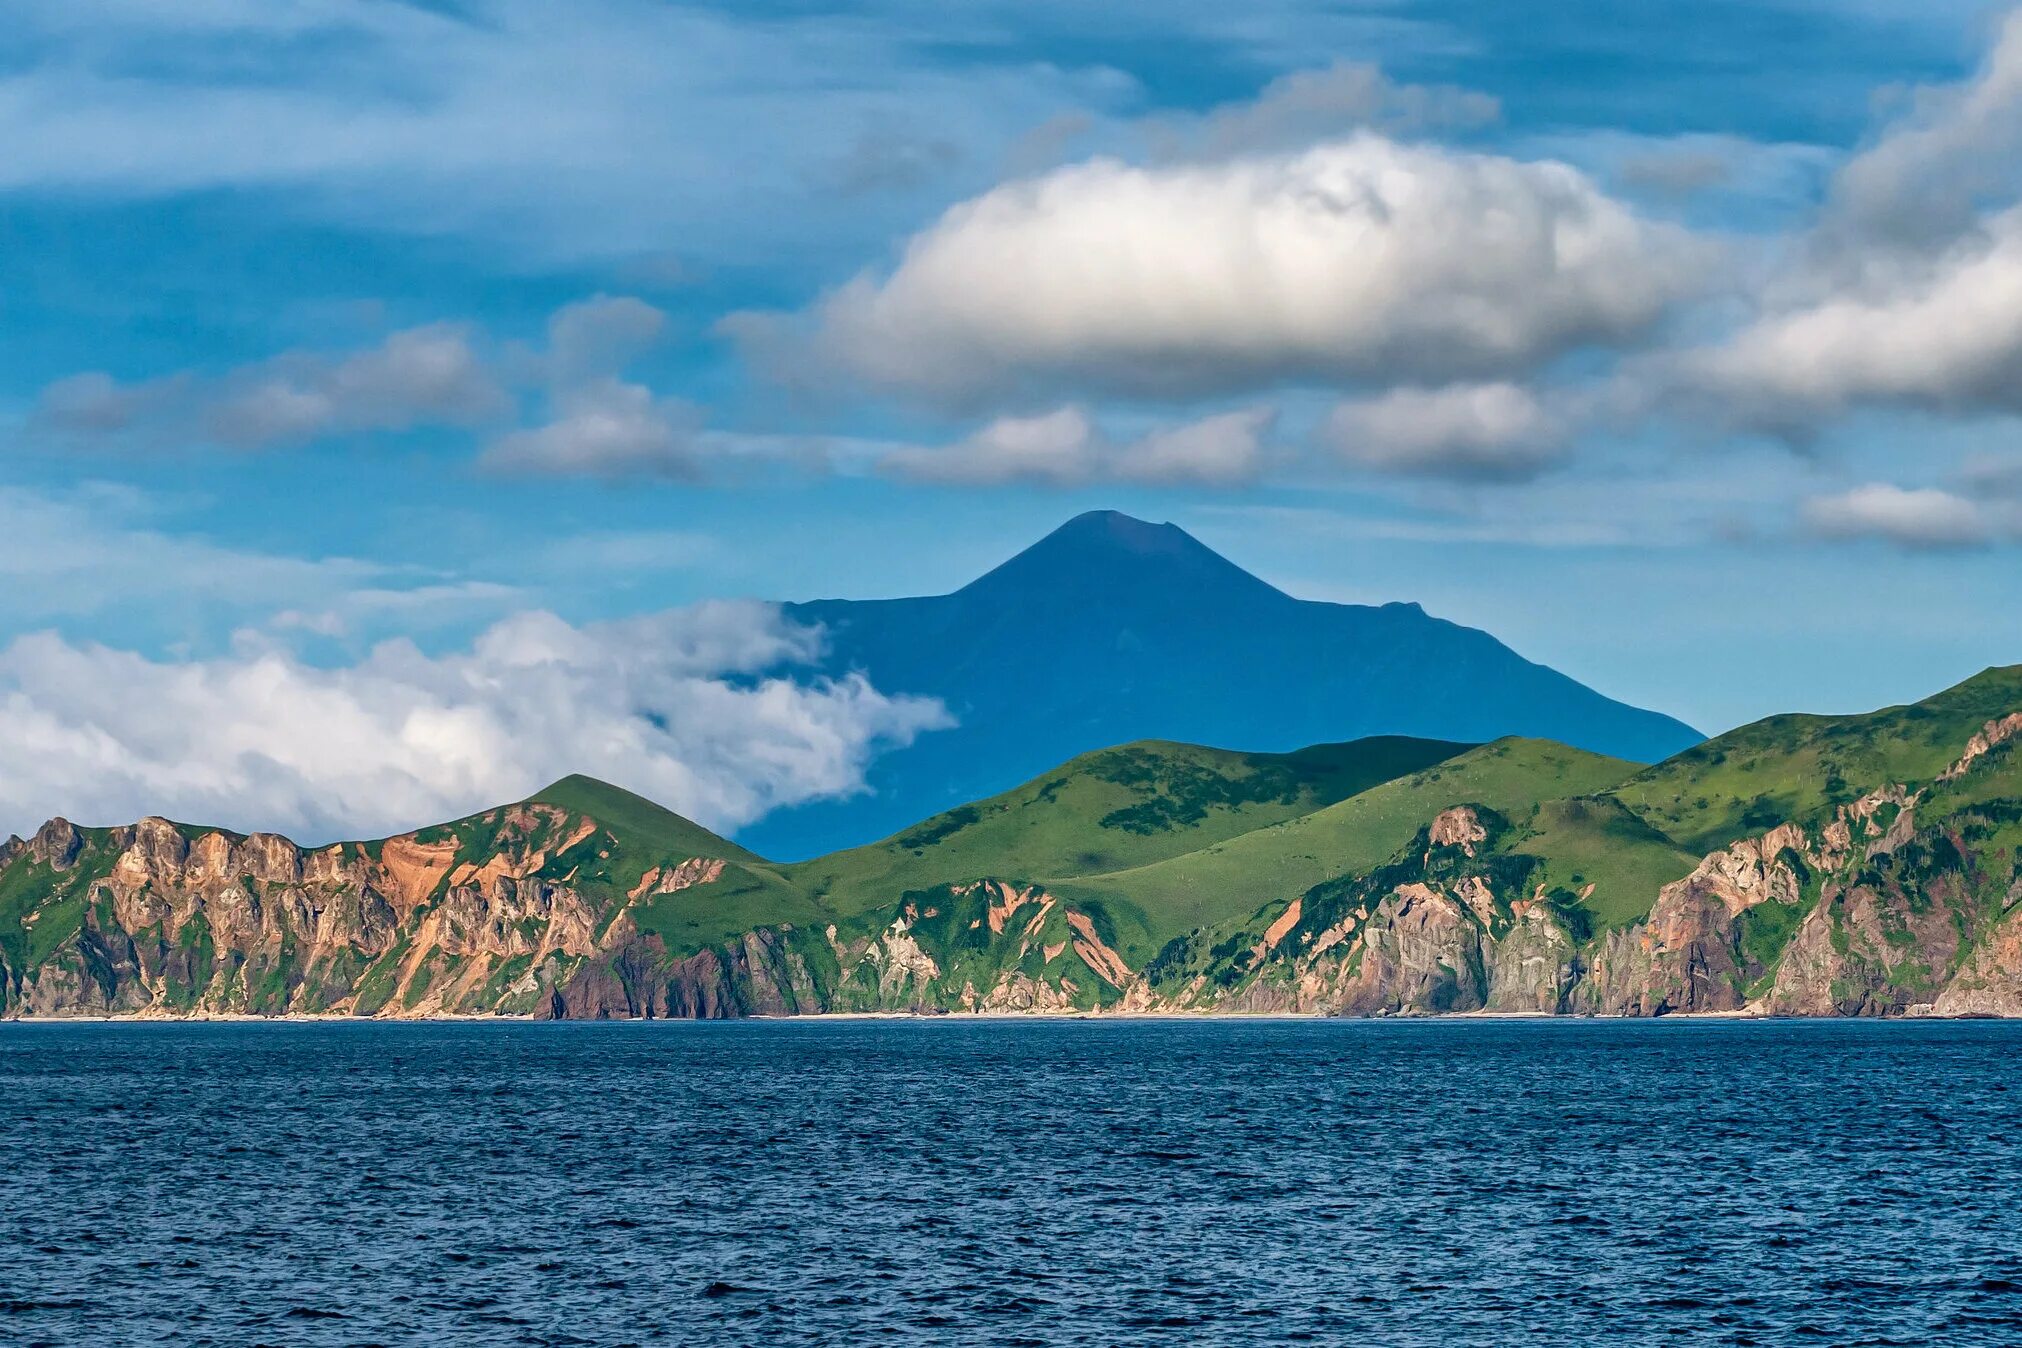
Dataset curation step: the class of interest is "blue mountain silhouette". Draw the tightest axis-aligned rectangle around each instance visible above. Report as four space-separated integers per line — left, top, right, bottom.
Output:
741 510 1701 859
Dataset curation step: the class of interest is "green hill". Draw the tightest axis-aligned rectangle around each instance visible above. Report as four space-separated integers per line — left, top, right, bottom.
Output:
1613 665 2022 852
7 667 2021 1021
1053 738 1645 948
782 735 1470 921
529 774 764 865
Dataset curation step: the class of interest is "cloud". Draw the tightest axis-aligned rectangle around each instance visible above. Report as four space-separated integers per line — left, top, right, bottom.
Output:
479 378 699 480
41 323 509 450
1323 382 1567 480
1670 15 2022 432
1800 483 1993 550
38 295 679 466
269 582 524 641
1960 451 2022 499
827 123 965 196
36 371 190 435
1116 409 1276 486
880 406 1272 486
743 134 1709 404
0 0 1116 264
0 602 951 843
0 483 547 651
0 483 378 624
1156 61 1500 159
1684 205 2022 428
544 295 668 381
1615 145 1737 198
1827 10 2022 248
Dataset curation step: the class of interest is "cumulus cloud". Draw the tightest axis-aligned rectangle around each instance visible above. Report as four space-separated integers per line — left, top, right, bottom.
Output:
480 378 699 479
1323 382 1567 480
41 324 510 450
0 603 951 843
1676 15 2022 432
1116 409 1276 486
1828 10 2022 248
1800 483 1993 550
743 134 1708 404
880 406 1272 486
1685 205 2022 428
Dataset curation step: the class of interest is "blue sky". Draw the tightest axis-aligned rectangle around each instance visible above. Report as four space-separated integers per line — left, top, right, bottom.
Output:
5 0 2022 839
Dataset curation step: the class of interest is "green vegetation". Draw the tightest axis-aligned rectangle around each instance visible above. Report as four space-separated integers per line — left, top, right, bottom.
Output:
1506 796 1699 932
4 664 2021 1017
782 736 1468 931
1615 665 2022 852
529 774 761 865
1054 739 1640 949
626 860 825 956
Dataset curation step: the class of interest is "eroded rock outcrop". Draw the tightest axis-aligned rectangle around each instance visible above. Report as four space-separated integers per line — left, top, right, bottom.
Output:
7 698 2022 1020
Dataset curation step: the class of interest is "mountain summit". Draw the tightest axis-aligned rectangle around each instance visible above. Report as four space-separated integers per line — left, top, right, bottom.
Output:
748 511 1701 859
959 510 1283 608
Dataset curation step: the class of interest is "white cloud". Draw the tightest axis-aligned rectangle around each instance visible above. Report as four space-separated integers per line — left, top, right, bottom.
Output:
1323 382 1566 480
0 483 544 652
37 296 679 465
880 406 1272 486
1674 14 2022 431
1800 483 1993 550
1828 9 2022 247
1115 409 1275 485
479 378 699 479
1686 206 2022 427
883 407 1098 485
0 0 1115 263
748 134 1708 403
0 602 951 843
41 323 509 450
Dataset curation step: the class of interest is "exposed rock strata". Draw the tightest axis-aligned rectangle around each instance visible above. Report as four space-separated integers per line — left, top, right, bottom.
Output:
6 707 2022 1020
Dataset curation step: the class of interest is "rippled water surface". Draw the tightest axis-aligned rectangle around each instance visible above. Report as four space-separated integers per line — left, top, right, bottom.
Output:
5 1018 2022 1346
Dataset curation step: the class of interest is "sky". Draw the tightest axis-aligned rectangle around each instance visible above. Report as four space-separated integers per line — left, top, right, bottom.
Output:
5 0 2022 841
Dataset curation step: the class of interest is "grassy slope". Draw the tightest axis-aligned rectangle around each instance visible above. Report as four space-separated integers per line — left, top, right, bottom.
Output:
1054 739 1645 950
523 776 827 954
528 774 762 865
1507 796 1700 932
16 665 2018 988
783 735 1470 920
1613 665 2022 853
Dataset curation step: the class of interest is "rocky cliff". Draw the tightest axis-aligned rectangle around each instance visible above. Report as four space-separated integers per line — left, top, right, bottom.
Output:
4 685 2021 1020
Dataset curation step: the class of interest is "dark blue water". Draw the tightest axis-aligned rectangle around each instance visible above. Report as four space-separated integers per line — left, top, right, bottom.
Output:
4 1019 2022 1346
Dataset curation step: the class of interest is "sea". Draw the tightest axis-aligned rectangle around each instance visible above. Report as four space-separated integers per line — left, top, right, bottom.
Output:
3 1017 2021 1346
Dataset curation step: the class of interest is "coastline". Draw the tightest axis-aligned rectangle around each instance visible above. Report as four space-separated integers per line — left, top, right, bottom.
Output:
1 1005 1984 1025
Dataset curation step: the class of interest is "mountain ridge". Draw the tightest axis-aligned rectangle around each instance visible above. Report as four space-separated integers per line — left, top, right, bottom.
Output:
754 509 1702 859
2 665 2018 1020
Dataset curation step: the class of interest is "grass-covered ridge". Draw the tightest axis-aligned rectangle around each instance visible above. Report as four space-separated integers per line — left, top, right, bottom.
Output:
1053 738 1645 949
5 666 2020 1018
1613 665 2022 853
781 735 1471 924
528 774 762 865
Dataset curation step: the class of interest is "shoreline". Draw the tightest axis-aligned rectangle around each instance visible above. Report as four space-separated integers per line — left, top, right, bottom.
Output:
0 1007 2001 1025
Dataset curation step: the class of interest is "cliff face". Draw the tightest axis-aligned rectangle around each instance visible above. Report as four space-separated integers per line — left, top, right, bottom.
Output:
0 803 708 1018
4 701 2021 1021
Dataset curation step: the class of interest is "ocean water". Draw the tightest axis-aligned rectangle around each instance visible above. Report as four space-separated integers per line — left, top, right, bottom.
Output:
4 1019 2022 1347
